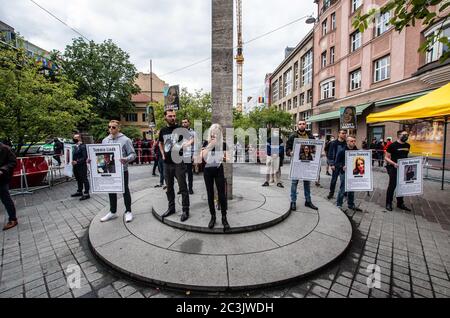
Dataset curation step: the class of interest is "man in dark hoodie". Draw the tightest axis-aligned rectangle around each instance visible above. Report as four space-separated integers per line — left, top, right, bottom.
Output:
286 120 318 211
335 135 363 212
71 133 90 201
326 129 348 200
0 142 18 231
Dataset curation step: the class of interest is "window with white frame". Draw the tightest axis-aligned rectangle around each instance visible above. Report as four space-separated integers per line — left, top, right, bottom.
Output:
349 69 361 91
284 68 292 96
331 13 336 30
351 30 362 52
373 55 390 82
425 23 450 64
307 89 313 104
320 79 335 100
278 76 283 98
293 96 298 108
330 46 335 64
323 0 331 12
294 62 299 91
322 19 328 36
301 50 313 85
300 93 305 105
375 11 391 36
271 80 279 102
352 0 362 13
321 51 327 68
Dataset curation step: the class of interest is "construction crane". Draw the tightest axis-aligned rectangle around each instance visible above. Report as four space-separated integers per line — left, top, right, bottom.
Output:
235 0 244 112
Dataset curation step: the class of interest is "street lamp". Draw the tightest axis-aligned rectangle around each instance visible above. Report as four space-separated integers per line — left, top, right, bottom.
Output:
305 16 317 24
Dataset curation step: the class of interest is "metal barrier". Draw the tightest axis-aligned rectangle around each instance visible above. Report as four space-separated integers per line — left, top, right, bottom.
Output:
9 154 73 196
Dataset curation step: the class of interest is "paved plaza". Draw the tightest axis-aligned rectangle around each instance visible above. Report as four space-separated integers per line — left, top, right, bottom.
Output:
0 163 449 298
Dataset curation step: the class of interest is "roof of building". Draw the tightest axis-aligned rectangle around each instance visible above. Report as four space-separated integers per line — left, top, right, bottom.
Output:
270 29 314 81
131 93 154 103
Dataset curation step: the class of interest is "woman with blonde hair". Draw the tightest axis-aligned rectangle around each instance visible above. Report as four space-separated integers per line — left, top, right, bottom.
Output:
201 124 229 231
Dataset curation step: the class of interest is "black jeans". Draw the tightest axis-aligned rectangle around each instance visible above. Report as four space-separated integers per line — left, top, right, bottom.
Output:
386 165 404 206
0 182 17 222
152 158 158 174
53 154 61 165
203 165 227 216
329 168 339 195
73 164 89 194
185 162 193 191
164 163 189 212
109 170 131 213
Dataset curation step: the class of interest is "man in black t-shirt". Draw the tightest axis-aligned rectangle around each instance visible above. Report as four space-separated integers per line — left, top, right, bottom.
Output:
385 130 411 212
159 109 190 222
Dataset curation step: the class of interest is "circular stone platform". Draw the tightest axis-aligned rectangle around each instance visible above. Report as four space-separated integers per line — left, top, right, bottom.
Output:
152 179 291 233
89 177 352 291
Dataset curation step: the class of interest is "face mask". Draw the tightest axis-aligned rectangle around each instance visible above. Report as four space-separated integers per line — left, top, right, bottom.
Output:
400 136 408 142
73 138 79 143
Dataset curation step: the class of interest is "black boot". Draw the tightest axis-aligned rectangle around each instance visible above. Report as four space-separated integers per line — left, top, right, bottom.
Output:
222 215 230 232
290 202 296 211
386 203 393 211
181 210 189 222
208 214 216 229
305 201 318 210
162 208 175 218
397 204 411 212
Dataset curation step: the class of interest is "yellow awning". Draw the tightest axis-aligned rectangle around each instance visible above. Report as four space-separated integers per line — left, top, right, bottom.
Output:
366 83 450 123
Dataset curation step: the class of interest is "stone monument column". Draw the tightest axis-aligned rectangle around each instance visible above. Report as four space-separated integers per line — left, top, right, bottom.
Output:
212 0 233 198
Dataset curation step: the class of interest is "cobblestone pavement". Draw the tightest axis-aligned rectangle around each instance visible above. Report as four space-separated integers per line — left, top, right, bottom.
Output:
0 163 449 298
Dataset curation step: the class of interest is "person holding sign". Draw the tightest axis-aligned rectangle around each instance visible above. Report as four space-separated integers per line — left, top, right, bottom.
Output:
286 120 318 211
385 130 411 212
335 136 363 212
99 120 137 223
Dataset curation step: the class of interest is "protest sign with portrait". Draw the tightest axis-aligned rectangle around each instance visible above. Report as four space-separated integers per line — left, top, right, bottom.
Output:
87 144 124 193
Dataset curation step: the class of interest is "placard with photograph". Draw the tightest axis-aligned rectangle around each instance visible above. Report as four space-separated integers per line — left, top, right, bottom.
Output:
63 144 74 177
87 144 124 193
397 157 423 197
340 106 357 130
345 150 373 191
289 139 324 181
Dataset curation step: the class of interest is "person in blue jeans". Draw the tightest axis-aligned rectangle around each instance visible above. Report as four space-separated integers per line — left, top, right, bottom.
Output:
335 135 363 212
286 120 318 211
327 129 347 200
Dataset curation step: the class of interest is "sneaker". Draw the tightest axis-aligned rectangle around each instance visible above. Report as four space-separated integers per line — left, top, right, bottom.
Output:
71 192 82 197
3 220 18 231
154 184 162 188
326 193 334 200
276 183 284 188
100 212 118 222
124 211 133 223
262 181 269 187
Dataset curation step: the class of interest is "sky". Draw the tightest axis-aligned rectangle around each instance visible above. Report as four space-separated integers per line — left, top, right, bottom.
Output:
1 0 315 105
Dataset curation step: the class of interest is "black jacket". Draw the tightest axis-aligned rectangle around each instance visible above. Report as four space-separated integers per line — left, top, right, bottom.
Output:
286 130 314 155
335 145 358 170
72 143 88 166
0 143 17 184
327 139 347 166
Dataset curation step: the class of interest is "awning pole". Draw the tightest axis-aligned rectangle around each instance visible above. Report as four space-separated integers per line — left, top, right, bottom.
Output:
442 117 448 191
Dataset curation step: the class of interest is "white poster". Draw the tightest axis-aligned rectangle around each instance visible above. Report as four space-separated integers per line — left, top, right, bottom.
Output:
87 144 124 194
345 150 373 192
289 139 324 181
397 157 423 197
63 144 74 177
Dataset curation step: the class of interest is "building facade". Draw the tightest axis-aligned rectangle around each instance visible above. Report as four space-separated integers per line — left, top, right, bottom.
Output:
269 30 314 126
308 0 450 157
121 72 166 138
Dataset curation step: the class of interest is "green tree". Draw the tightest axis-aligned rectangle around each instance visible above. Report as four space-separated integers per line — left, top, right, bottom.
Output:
353 0 450 63
0 46 92 155
57 38 140 119
120 126 142 140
